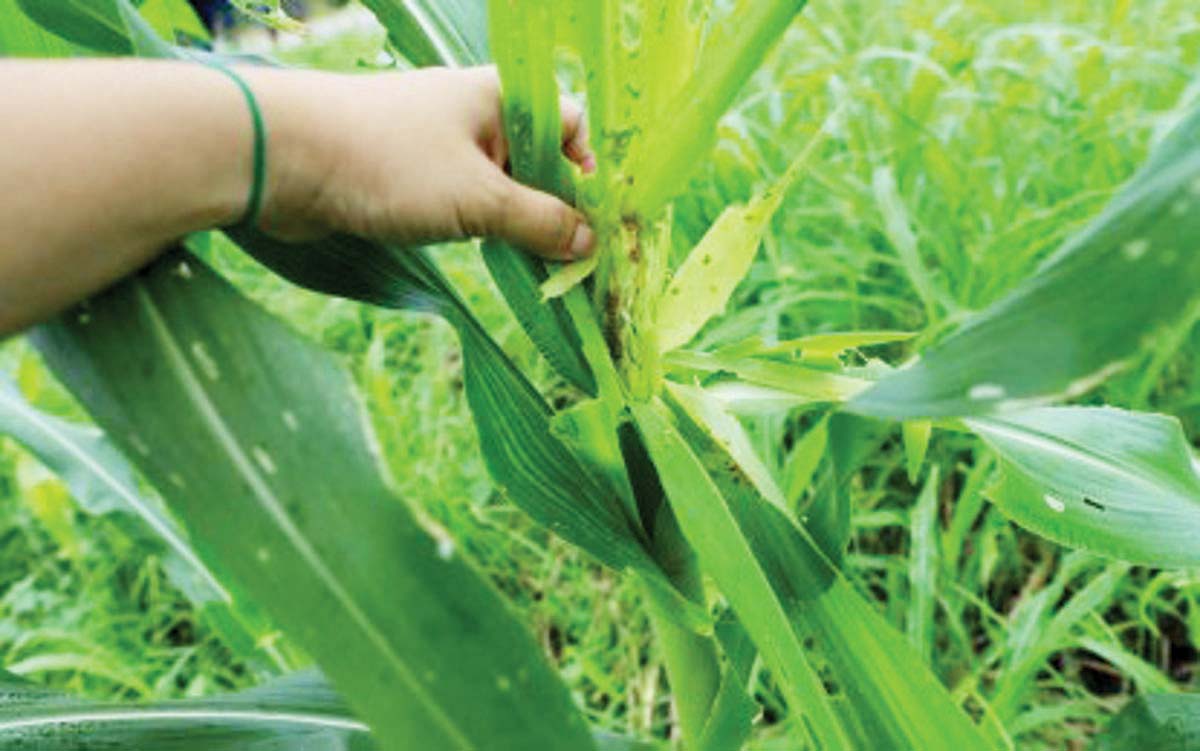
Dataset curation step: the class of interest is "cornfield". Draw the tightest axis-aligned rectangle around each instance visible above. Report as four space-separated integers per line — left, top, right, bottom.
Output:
2 0 1200 749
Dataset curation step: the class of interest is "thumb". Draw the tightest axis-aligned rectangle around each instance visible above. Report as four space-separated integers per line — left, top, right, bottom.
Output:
479 174 596 261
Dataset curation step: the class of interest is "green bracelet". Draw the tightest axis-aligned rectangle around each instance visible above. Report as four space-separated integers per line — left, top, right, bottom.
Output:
204 60 267 229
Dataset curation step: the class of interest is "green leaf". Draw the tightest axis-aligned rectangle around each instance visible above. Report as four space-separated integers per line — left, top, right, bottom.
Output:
851 106 1200 419
483 0 596 393
0 669 653 750
0 670 370 750
359 0 488 68
991 557 1129 720
752 331 915 365
902 420 933 483
0 0 74 56
657 124 825 353
906 466 940 663
0 375 225 604
631 399 852 750
872 166 946 319
1094 694 1200 751
783 416 827 503
667 350 872 405
224 229 678 609
625 0 810 217
484 241 596 393
32 250 596 751
15 0 132 54
137 0 209 43
540 254 599 301
635 394 1000 751
967 406 1200 567
696 615 759 751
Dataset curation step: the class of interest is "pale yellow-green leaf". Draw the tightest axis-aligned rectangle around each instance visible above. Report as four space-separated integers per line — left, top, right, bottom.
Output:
902 420 933 483
656 201 776 353
785 417 829 503
759 331 916 364
657 120 831 352
540 254 600 301
17 454 78 556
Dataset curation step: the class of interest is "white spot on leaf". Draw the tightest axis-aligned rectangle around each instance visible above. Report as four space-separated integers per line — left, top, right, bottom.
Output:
252 446 277 475
256 547 271 563
968 383 1006 400
1043 494 1066 513
190 342 221 381
1121 239 1150 261
436 537 455 561
281 410 300 432
129 433 151 457
173 261 194 280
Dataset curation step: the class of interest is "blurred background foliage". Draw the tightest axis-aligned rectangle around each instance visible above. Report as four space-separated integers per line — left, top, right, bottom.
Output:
3 0 1200 748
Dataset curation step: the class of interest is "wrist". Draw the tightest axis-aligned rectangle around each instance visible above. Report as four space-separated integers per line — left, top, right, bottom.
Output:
234 67 344 239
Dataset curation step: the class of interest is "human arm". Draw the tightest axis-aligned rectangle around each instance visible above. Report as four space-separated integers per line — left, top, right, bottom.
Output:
0 60 595 335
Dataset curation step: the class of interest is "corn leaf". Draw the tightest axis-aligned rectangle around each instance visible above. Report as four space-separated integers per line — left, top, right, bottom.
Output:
483 238 596 393
902 420 933 483
68 0 656 599
696 615 759 751
0 375 225 604
0 670 369 749
14 0 132 53
137 0 209 42
0 0 74 56
657 122 825 353
631 399 852 750
626 0 809 217
483 0 596 392
667 350 872 404
656 200 776 353
540 254 599 301
784 416 827 503
851 103 1200 419
358 0 487 68
635 395 1000 751
907 467 940 663
756 331 915 364
31 250 596 751
0 373 284 661
967 406 1200 567
1094 694 1200 751
0 668 657 751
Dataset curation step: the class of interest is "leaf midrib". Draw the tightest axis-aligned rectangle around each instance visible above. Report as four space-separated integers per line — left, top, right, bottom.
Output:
967 416 1200 509
0 707 368 735
0 386 228 601
131 283 473 749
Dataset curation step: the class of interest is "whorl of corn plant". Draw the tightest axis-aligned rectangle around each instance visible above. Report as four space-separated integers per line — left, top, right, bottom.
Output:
8 1 1200 751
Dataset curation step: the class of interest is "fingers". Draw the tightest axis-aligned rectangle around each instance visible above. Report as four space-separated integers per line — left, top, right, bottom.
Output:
472 169 596 261
559 96 596 173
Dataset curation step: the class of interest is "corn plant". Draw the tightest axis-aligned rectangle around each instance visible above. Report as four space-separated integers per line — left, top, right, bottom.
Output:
4 0 1200 749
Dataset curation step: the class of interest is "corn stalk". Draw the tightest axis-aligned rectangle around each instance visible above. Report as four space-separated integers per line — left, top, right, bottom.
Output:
8 1 1200 750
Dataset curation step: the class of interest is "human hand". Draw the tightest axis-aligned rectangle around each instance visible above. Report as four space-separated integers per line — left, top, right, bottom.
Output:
248 65 596 260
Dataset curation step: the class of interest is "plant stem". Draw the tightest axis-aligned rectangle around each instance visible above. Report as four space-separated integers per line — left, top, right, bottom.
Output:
644 552 721 749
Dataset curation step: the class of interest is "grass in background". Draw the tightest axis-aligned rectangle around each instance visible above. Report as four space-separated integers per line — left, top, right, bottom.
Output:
2 0 1200 747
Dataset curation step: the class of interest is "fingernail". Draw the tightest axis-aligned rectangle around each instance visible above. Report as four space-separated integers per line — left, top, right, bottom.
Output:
582 155 598 174
570 223 595 259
